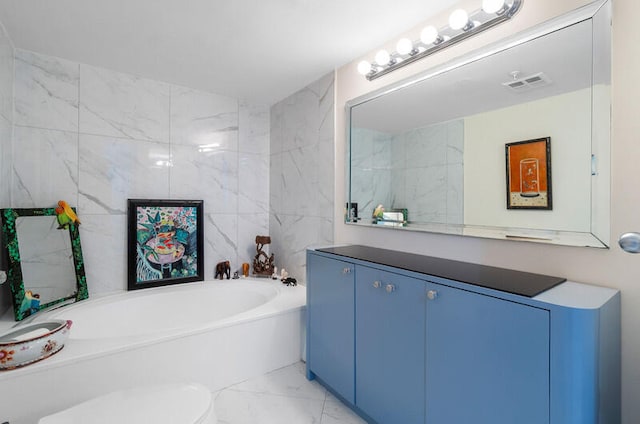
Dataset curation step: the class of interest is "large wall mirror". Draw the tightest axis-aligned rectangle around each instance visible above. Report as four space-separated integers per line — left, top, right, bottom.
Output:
1 208 88 321
347 0 611 248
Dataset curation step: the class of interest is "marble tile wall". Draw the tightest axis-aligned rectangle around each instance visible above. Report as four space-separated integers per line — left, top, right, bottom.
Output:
350 127 393 219
270 72 335 283
11 49 270 294
391 119 464 225
0 22 13 315
351 119 463 226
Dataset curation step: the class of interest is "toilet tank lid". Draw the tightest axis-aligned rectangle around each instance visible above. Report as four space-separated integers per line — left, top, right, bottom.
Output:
39 383 213 424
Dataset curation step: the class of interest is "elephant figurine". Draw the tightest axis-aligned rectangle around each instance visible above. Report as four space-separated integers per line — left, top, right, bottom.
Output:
215 260 231 280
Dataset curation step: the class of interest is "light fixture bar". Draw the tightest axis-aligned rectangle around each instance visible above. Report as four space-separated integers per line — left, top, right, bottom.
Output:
363 0 523 81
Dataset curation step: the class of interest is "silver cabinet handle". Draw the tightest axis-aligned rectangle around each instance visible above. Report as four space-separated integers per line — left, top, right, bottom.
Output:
342 267 351 274
372 281 381 288
385 284 395 293
427 290 438 300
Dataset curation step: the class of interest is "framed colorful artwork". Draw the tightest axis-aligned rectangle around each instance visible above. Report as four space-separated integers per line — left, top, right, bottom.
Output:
127 199 204 290
505 137 552 210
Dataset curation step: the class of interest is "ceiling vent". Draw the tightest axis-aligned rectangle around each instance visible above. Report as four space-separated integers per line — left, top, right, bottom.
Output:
502 72 552 92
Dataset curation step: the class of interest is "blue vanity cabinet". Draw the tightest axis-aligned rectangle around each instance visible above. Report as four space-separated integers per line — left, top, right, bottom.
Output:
355 265 426 424
306 246 620 424
306 252 355 404
425 281 550 424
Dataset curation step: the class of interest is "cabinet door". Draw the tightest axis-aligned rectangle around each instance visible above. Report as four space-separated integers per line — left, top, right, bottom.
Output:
356 265 426 424
425 282 550 424
307 253 355 404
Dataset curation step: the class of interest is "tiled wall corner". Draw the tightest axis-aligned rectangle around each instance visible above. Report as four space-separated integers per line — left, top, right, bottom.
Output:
269 72 335 283
237 101 270 272
351 119 464 226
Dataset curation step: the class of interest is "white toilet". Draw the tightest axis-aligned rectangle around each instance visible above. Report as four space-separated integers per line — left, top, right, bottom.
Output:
38 383 216 424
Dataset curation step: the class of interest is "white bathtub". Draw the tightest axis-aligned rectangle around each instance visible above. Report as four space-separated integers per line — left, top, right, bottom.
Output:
0 278 306 424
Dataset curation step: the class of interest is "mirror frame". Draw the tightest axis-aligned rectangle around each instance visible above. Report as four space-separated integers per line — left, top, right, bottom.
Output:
1 208 89 321
346 0 610 248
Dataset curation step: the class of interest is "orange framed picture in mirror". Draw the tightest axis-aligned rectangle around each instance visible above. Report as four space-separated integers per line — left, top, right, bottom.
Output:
505 137 552 210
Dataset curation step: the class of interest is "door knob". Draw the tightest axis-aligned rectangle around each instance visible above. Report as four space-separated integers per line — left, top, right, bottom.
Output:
372 281 382 288
385 284 395 293
342 267 352 274
427 290 438 300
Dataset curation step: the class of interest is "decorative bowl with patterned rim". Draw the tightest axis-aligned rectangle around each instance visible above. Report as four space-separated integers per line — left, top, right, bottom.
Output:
0 319 72 370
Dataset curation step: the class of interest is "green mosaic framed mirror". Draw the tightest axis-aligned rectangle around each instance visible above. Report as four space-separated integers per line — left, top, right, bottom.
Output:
1 207 88 321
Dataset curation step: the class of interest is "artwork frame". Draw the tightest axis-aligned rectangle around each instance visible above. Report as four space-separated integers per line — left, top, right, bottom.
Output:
505 137 552 210
127 199 204 291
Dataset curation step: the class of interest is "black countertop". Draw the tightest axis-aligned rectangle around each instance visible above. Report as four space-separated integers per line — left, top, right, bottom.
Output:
316 245 565 298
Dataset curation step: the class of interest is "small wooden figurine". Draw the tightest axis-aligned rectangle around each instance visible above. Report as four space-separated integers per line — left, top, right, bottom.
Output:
282 277 297 287
215 260 231 280
253 235 275 277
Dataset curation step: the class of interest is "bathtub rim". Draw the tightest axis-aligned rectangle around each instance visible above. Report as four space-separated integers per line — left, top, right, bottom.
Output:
45 278 281 340
0 278 305 382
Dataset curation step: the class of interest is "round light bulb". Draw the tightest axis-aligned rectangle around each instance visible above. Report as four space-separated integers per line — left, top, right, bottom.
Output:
420 26 439 44
449 9 470 30
482 0 506 14
357 60 372 75
375 49 391 66
396 38 413 55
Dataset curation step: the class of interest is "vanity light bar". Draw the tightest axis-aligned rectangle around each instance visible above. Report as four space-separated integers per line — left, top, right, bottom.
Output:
359 0 523 81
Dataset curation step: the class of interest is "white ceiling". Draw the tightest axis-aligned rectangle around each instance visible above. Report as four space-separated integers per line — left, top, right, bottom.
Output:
0 0 459 105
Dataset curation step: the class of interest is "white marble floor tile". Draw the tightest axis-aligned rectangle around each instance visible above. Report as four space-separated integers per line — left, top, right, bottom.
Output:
229 361 327 401
322 398 368 424
214 390 325 424
213 362 365 424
